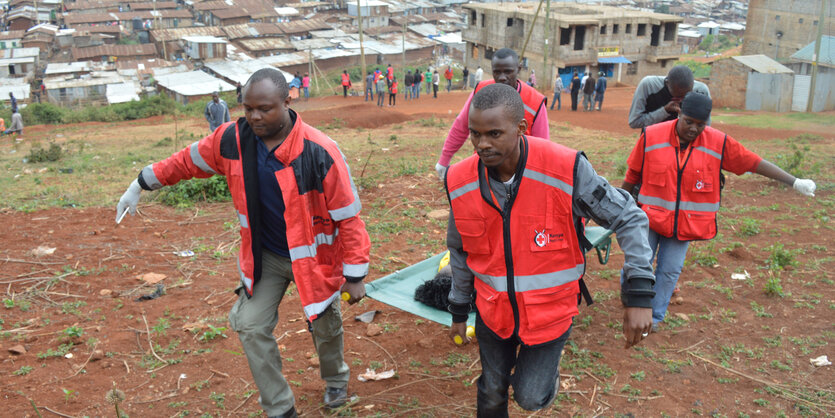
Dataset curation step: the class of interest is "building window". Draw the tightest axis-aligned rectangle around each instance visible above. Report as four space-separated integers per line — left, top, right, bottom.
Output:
664 22 675 41
799 18 803 23
507 18 513 27
560 27 571 45
637 24 646 36
626 23 632 34
471 10 476 26
814 20 818 25
600 25 606 35
613 24 619 34
485 48 493 60
574 26 585 50
481 14 485 27
626 63 637 75
775 15 780 21
472 45 478 59
661 59 669 68
650 25 660 46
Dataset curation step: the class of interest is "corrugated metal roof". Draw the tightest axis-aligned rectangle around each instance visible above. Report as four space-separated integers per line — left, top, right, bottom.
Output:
155 69 235 96
183 35 227 44
290 38 333 50
72 44 157 60
151 26 226 40
0 47 40 58
222 23 284 39
106 81 140 104
732 55 794 74
258 51 309 67
277 18 330 35
203 58 293 84
791 35 835 68
236 38 292 52
0 30 25 40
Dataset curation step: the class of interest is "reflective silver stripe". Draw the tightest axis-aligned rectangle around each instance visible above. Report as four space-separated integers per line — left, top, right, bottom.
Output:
303 291 340 319
343 262 369 278
329 199 361 221
679 201 720 212
237 260 253 291
645 143 672 153
474 263 584 292
141 164 162 190
523 169 572 196
523 103 536 116
238 212 248 228
694 146 722 160
288 232 337 261
637 194 677 210
189 141 217 175
449 181 479 200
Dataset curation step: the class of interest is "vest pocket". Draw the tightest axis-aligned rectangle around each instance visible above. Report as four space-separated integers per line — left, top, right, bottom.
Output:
456 218 491 254
645 166 667 187
520 282 579 331
474 280 514 336
521 215 569 252
677 211 716 240
643 205 674 237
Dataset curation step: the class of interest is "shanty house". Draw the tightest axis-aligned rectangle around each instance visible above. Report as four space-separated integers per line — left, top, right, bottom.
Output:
787 36 834 112
709 55 794 112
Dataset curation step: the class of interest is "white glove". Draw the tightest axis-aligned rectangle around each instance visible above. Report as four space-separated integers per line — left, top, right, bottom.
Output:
792 178 816 197
435 163 448 181
116 179 142 223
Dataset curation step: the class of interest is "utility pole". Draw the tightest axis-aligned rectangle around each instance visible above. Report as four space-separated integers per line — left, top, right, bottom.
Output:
356 0 367 79
519 0 545 60
806 0 826 112
543 0 551 91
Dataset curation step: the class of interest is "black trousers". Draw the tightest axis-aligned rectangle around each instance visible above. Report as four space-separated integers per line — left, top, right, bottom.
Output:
570 91 579 111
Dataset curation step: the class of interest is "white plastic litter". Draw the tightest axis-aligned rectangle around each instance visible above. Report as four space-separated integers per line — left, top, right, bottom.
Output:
174 250 195 257
731 270 750 280
810 356 831 367
357 368 395 382
31 246 56 256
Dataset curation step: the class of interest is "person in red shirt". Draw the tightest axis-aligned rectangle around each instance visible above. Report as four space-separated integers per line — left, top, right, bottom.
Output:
388 76 398 107
340 70 351 98
621 92 817 331
444 67 453 92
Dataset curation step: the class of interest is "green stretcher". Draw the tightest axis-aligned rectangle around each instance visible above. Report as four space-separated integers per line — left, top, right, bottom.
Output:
364 226 613 327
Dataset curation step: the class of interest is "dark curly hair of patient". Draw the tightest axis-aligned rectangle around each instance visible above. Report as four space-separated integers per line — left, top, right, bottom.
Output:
414 265 452 311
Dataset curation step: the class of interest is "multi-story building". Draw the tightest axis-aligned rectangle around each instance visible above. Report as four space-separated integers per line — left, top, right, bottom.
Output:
347 0 390 29
462 2 683 88
742 0 832 62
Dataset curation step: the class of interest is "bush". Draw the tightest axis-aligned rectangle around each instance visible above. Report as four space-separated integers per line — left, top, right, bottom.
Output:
26 143 63 163
154 175 231 207
22 103 67 124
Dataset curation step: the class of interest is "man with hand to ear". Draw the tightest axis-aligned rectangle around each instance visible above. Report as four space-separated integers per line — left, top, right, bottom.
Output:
622 92 816 332
117 68 370 418
444 83 656 417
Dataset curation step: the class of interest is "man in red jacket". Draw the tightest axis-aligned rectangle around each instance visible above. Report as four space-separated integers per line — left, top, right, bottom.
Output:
446 83 655 416
116 68 371 418
622 92 816 331
341 70 351 98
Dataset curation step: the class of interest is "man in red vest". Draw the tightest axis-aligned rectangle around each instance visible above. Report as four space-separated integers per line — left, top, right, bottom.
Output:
435 48 548 180
445 83 656 416
341 70 351 98
621 92 816 331
116 68 371 418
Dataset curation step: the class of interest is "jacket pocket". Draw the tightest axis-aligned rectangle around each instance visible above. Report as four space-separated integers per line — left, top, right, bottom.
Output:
677 211 716 240
645 165 668 187
644 205 674 237
520 282 579 331
520 215 569 253
474 279 514 336
456 218 491 255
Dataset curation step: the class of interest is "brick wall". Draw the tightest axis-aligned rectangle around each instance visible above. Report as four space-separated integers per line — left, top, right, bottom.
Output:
708 59 747 109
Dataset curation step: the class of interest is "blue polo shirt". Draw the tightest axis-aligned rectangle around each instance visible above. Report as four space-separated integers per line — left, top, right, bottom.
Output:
256 136 290 258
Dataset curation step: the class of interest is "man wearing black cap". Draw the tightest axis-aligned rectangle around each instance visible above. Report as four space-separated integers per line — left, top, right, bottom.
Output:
621 92 817 331
628 65 710 129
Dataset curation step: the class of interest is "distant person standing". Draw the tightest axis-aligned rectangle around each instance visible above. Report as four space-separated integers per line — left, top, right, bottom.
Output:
594 71 607 111
444 67 453 92
404 70 414 101
550 76 563 110
527 69 536 87
302 73 310 100
376 73 387 107
582 73 595 111
462 66 469 89
236 81 243 104
386 64 394 87
474 66 483 87
204 92 230 132
341 70 351 98
425 69 432 95
569 72 581 111
389 76 398 107
365 72 374 101
5 109 22 140
373 68 382 95
433 70 440 98
413 68 421 99
9 92 17 113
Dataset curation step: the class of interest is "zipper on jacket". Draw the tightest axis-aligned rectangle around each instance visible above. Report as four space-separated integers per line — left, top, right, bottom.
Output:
672 145 694 237
502 181 521 338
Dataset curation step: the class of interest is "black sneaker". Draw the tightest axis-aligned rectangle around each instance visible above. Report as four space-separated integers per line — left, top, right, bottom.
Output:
324 386 348 409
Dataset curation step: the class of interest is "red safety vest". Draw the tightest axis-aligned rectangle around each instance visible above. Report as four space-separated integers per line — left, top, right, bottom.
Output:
446 136 585 345
637 120 726 241
474 80 546 136
341 73 350 86
390 81 397 94
139 112 371 320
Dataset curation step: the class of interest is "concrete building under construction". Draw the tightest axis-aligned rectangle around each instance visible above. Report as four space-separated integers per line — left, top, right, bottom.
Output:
742 0 832 63
462 2 683 88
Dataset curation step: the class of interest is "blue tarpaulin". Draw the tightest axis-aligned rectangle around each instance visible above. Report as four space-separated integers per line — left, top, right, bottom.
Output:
598 56 632 64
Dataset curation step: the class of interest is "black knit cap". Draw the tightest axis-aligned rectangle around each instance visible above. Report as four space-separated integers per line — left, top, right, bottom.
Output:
680 91 712 121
